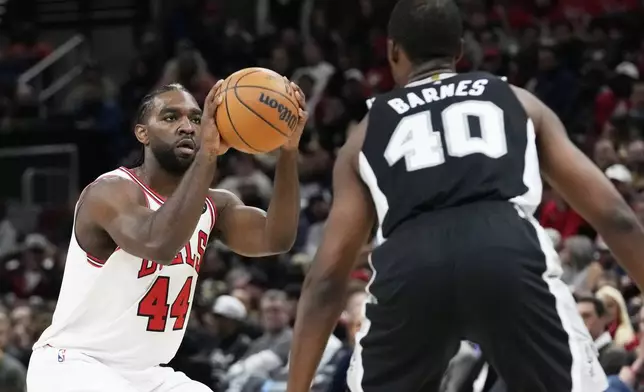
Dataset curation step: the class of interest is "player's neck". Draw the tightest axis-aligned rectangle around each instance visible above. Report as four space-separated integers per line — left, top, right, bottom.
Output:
408 60 455 85
135 161 183 198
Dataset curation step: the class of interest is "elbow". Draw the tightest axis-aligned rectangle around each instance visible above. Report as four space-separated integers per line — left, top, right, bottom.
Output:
266 232 297 255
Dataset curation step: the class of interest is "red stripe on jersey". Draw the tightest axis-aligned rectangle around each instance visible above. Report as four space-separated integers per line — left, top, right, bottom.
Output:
205 196 217 231
86 256 104 268
86 253 106 265
118 167 165 205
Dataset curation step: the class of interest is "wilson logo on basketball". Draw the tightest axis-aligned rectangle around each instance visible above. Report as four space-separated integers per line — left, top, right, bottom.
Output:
258 92 298 131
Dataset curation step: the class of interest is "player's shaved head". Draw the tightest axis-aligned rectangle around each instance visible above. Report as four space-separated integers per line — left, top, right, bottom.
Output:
388 0 463 64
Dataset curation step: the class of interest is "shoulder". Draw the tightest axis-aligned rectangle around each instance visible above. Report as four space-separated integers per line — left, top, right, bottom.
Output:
76 175 147 226
81 175 146 209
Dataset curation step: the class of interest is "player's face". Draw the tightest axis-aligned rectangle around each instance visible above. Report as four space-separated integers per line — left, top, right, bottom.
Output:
143 90 203 175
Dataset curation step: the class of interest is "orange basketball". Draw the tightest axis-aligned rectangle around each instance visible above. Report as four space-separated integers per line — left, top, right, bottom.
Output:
215 67 299 154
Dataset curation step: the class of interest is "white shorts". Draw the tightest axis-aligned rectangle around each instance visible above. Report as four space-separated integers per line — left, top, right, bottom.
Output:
27 346 212 392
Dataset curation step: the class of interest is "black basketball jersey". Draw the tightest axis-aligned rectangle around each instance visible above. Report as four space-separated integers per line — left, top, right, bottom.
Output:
359 71 542 241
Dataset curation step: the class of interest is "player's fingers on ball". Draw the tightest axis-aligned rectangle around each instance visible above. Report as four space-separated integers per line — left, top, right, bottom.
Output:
205 81 221 109
295 91 306 108
283 76 291 94
204 88 216 107
292 82 305 99
298 108 308 121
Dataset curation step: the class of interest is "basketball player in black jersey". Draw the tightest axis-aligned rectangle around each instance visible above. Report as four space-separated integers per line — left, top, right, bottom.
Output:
286 1 644 391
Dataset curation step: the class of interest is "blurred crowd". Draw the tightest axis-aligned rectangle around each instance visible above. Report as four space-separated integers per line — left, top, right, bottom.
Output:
3 0 644 391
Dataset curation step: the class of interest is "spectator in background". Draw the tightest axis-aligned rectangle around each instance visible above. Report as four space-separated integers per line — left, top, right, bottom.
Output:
218 154 273 203
595 62 639 133
526 45 577 125
538 192 587 240
63 61 118 111
560 235 602 293
0 311 26 392
62 62 122 133
0 202 18 259
606 163 636 203
298 193 330 257
156 40 215 104
597 286 637 349
577 296 630 375
176 295 252 390
328 288 366 392
225 290 292 390
631 194 644 224
269 46 294 79
2 22 52 83
606 306 644 392
6 306 33 368
594 138 620 170
625 139 644 191
629 81 644 125
0 234 58 301
208 295 252 390
5 23 51 61
292 40 335 117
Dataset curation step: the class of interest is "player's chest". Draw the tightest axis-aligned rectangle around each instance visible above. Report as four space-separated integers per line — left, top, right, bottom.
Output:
136 227 210 280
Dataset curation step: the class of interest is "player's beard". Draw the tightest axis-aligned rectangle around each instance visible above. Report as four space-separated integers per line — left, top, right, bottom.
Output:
150 143 193 176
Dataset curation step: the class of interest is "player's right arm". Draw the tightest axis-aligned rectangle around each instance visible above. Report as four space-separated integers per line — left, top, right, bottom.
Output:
76 83 226 264
514 86 644 288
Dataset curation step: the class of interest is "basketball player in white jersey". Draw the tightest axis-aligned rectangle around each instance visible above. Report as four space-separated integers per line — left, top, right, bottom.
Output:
26 80 308 392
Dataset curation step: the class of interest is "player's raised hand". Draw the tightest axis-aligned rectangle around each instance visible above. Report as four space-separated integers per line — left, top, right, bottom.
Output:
282 77 308 152
200 80 229 158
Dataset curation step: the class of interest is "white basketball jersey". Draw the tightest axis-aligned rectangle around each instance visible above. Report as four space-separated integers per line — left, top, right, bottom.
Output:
34 167 217 370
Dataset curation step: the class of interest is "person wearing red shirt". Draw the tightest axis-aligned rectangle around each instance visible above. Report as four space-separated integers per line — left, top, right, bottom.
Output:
539 194 585 239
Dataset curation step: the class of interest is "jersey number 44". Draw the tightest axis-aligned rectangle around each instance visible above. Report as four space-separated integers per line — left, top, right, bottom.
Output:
137 276 193 332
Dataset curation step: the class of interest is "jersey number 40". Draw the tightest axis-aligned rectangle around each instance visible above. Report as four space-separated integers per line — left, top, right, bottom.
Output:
385 100 508 172
137 276 193 332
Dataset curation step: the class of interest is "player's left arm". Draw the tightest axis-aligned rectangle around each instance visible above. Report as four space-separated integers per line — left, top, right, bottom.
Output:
210 80 308 257
286 117 375 392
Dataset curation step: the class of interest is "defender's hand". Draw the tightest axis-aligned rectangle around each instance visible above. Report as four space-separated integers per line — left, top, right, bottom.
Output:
282 78 308 152
200 80 229 158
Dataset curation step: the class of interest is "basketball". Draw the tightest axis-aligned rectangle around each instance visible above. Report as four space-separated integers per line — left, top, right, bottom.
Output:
215 67 300 154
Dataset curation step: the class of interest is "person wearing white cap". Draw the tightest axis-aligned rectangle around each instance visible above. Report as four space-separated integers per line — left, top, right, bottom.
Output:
605 164 633 185
212 295 247 322
605 164 634 201
208 296 252 390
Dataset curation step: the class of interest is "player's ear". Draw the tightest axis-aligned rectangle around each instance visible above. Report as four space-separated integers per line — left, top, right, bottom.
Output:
387 39 399 64
134 124 150 145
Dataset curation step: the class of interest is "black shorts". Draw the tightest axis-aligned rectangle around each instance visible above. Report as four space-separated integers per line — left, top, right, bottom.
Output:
346 201 608 392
